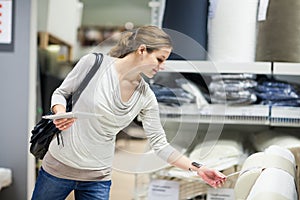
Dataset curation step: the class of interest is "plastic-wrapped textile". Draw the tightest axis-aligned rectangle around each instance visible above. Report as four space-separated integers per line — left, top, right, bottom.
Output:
189 131 246 171
209 80 257 93
211 73 256 81
251 130 300 152
210 94 257 105
213 90 252 100
255 81 300 106
150 84 195 106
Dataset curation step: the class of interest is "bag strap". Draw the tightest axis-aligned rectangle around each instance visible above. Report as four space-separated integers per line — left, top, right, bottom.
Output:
55 53 103 147
68 53 103 108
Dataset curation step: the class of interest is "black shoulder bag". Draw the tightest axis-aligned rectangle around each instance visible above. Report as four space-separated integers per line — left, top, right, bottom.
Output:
30 53 103 159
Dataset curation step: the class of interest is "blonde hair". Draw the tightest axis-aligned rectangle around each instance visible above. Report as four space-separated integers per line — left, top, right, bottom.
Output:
109 25 172 58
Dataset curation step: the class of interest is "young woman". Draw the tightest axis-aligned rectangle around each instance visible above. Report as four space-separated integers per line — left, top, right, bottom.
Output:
31 25 226 200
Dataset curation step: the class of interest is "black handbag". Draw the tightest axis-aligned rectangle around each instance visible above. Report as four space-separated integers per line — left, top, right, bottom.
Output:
30 53 103 159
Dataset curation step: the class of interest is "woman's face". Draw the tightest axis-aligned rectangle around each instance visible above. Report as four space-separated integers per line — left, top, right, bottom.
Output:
139 47 172 78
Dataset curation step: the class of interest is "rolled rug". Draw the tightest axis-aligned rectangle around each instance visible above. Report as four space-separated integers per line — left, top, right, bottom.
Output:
256 0 300 62
234 167 263 200
162 0 209 60
234 146 296 199
207 0 258 62
247 168 297 200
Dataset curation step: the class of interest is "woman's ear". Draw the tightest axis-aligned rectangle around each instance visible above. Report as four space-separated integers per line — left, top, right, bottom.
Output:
137 44 147 55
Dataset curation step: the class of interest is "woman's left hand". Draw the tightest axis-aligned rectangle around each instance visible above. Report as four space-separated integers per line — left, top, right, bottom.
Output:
197 166 227 188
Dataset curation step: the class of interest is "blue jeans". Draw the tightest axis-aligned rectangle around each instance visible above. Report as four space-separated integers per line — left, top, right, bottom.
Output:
31 167 111 200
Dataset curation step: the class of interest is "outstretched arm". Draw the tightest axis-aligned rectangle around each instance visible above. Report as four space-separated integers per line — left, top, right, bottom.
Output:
140 90 227 187
167 150 226 188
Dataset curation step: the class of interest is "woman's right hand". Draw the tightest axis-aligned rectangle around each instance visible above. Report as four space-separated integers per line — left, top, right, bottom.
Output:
53 117 76 131
52 104 76 131
197 166 226 188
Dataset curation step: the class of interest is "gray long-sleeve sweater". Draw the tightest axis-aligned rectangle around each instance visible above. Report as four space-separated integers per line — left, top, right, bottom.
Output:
48 53 175 170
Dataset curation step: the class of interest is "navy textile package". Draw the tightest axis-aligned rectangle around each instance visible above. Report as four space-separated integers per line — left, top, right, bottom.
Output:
150 84 195 106
162 0 209 60
255 81 300 106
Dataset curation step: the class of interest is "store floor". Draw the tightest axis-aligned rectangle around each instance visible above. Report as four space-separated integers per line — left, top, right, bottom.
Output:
111 138 150 200
66 137 149 200
64 136 239 200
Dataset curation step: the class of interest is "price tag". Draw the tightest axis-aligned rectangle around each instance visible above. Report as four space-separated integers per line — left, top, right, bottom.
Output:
148 179 179 200
207 188 235 200
258 0 270 21
208 0 219 19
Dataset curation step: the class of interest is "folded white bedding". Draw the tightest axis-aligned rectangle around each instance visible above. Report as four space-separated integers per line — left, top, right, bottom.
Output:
189 131 246 171
0 168 12 190
252 130 300 151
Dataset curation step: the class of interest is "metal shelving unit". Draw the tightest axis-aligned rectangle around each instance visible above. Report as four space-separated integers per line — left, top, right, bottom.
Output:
273 62 300 75
158 60 300 127
164 60 271 74
38 32 73 61
159 104 270 125
269 62 300 127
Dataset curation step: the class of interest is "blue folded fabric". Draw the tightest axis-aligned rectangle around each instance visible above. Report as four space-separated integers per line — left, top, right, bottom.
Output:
150 84 195 106
255 81 300 106
255 81 299 101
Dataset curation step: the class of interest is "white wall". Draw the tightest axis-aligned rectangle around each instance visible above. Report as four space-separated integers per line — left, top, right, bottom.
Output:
82 4 151 26
37 0 82 46
80 0 151 26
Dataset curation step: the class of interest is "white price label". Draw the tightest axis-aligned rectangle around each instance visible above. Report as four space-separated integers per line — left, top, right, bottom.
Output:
148 179 179 200
0 0 12 44
258 0 270 21
208 0 219 19
207 188 235 200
